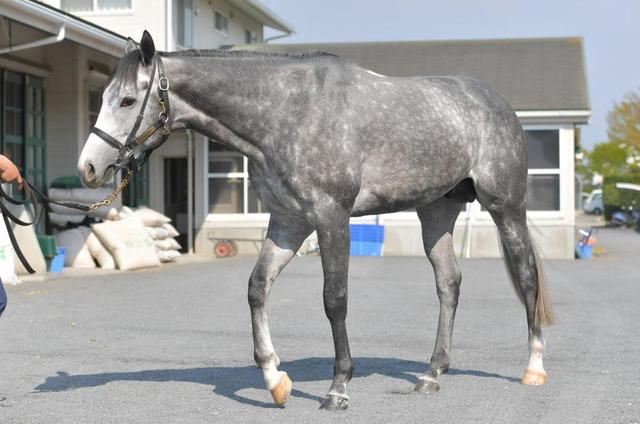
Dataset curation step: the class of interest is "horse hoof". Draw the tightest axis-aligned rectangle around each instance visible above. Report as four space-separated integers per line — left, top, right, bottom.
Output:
270 372 292 406
414 376 440 393
319 394 349 411
521 369 546 386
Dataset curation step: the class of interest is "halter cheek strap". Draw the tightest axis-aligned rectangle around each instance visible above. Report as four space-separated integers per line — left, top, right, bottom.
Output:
90 55 171 174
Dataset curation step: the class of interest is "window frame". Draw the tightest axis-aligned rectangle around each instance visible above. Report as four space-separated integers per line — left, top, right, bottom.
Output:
205 142 269 220
175 0 194 49
214 9 230 36
61 0 134 15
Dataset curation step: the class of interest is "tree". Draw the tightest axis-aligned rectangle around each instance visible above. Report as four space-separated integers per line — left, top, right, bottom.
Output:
589 141 632 177
606 90 640 151
588 89 640 177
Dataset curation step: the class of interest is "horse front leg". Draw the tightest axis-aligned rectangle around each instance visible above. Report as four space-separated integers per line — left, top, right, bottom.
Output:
248 216 311 406
315 209 353 411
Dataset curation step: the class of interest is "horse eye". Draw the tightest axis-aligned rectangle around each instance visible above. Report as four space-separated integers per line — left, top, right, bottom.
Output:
120 97 136 107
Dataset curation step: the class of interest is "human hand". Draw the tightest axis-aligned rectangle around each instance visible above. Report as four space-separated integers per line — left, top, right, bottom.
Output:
0 156 23 190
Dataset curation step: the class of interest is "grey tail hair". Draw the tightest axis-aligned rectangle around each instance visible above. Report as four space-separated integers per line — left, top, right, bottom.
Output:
499 230 555 327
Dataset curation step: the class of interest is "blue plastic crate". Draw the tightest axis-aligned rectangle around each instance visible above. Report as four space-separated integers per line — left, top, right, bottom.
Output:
350 224 384 256
49 247 65 272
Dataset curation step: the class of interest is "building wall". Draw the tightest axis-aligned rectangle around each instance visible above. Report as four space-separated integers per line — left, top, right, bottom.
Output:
42 0 168 49
194 123 578 259
193 0 264 48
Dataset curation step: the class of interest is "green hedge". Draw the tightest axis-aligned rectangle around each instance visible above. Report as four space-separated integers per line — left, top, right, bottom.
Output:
603 175 640 220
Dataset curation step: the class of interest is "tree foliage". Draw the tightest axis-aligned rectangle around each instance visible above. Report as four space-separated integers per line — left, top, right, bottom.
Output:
589 90 640 177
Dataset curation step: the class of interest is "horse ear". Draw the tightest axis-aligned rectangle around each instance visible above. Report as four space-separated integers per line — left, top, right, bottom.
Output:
139 30 156 66
124 37 138 55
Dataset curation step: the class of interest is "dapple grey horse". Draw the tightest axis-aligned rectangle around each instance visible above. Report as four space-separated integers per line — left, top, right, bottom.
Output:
78 32 554 411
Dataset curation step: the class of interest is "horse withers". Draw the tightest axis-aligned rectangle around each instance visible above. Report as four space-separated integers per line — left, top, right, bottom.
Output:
78 31 554 410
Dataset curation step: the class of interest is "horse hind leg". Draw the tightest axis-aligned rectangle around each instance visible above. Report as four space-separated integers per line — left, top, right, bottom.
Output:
414 197 465 393
248 215 312 406
479 195 555 385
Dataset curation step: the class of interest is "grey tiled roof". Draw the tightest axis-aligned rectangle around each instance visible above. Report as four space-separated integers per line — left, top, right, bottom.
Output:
235 37 590 112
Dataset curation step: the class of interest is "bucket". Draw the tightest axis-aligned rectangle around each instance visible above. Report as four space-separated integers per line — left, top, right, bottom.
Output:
579 244 592 260
49 247 65 272
350 224 384 256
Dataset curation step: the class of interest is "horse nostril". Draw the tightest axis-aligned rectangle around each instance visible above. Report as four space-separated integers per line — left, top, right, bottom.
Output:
85 162 96 179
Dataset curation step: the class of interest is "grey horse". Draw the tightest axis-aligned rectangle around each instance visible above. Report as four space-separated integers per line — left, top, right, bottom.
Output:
78 31 554 411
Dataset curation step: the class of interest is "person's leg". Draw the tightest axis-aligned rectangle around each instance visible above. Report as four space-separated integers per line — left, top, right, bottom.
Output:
0 278 7 316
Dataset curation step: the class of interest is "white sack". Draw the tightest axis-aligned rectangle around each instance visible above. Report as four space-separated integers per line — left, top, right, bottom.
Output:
92 218 160 271
55 228 96 268
154 238 182 251
134 207 171 227
162 223 180 237
0 212 19 284
157 249 180 263
79 227 115 270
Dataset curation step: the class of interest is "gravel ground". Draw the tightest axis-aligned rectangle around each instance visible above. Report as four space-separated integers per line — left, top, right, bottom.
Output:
1 227 639 423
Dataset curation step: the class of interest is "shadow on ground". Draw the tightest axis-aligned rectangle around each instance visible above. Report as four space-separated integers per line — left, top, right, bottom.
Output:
34 357 518 408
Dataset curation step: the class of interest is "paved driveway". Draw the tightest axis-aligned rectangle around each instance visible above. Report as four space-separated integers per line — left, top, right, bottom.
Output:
1 228 639 423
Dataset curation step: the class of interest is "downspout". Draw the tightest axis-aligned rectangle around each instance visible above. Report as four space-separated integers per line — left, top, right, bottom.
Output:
0 25 65 55
187 129 194 254
264 32 292 43
166 0 174 51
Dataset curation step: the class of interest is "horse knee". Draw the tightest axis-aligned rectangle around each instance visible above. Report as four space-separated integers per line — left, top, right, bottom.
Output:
323 294 347 320
248 274 268 308
435 269 461 308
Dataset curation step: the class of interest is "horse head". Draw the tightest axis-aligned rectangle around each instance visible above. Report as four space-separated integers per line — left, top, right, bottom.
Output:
78 31 169 187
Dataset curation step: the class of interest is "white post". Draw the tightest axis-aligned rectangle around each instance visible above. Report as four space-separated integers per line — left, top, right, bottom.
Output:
187 130 194 254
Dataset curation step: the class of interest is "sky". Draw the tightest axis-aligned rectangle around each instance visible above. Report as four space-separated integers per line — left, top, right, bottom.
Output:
261 0 640 150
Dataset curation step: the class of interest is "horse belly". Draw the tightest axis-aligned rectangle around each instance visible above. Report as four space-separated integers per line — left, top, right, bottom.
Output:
352 154 472 216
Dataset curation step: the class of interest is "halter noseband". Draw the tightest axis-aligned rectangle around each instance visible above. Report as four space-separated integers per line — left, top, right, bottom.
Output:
90 55 171 174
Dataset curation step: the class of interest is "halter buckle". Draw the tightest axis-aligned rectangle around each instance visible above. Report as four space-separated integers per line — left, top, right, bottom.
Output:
158 77 169 91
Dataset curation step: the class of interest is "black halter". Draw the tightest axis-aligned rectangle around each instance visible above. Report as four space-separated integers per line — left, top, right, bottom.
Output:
90 55 171 175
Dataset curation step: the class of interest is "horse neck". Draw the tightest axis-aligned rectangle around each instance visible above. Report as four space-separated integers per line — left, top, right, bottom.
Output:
163 53 302 162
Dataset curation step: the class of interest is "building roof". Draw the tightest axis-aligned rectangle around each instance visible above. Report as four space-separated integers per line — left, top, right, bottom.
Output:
1 0 126 56
227 0 295 34
235 37 590 113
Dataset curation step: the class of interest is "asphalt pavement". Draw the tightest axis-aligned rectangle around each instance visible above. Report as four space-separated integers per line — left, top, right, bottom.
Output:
1 227 639 423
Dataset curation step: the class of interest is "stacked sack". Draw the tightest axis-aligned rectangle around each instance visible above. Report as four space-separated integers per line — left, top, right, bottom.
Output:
47 176 119 228
120 207 182 263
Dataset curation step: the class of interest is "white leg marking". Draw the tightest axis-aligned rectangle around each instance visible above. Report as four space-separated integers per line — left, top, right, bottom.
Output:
527 336 546 374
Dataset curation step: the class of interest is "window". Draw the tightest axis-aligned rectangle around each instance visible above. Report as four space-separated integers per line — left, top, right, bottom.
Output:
175 0 193 47
2 71 24 172
214 10 229 35
208 142 265 214
88 87 102 129
61 0 132 12
245 29 258 44
1 71 46 213
525 129 560 211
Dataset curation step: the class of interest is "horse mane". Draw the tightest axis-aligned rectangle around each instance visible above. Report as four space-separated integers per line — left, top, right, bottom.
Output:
158 49 338 61
106 48 341 90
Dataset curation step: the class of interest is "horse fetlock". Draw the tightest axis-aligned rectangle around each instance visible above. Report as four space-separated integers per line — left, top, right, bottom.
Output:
320 393 350 411
414 375 441 393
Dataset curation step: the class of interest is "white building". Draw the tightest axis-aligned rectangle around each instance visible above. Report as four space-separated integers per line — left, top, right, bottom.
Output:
227 39 591 259
0 1 589 259
3 0 293 251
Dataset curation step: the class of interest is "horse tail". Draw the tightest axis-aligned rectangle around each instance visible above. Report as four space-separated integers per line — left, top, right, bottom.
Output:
499 229 555 327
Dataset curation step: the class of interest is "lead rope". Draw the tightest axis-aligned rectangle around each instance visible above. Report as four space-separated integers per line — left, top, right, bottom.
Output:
85 170 132 211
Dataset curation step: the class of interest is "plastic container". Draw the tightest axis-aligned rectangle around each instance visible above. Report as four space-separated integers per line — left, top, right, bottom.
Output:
37 235 58 258
49 247 65 272
579 244 592 260
350 224 384 256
